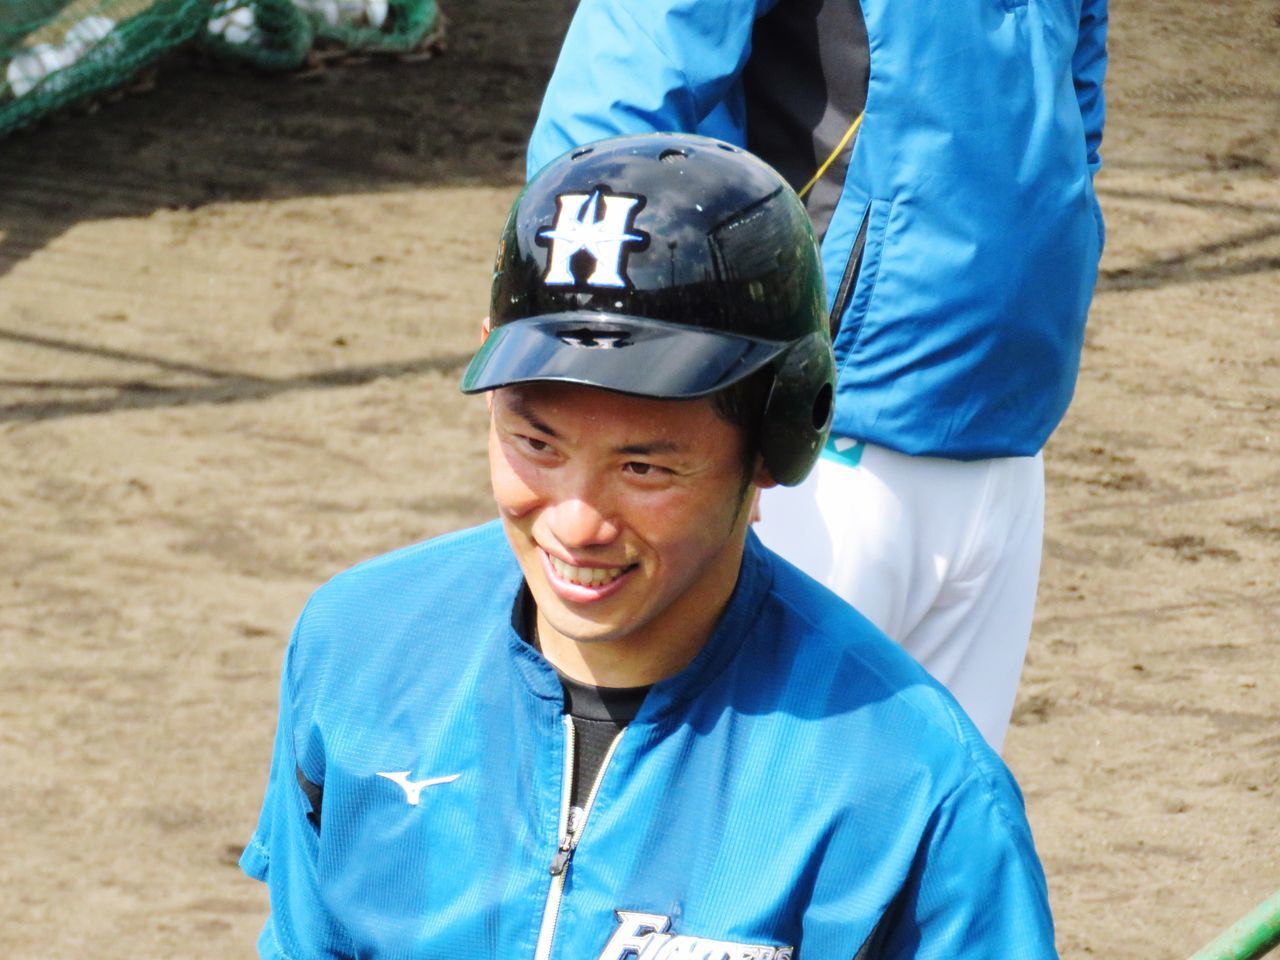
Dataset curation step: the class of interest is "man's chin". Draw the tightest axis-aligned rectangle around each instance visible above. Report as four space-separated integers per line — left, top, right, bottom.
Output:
538 606 634 647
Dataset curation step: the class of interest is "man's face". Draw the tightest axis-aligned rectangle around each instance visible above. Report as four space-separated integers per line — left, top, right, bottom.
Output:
489 381 766 675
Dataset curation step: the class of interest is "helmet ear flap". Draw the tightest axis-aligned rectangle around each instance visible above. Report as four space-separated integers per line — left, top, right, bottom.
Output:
758 331 835 487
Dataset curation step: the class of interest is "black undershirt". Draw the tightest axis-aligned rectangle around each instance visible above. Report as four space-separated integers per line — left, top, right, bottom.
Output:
513 586 649 809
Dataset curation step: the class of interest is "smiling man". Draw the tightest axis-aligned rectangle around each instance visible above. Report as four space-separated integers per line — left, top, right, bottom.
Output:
241 133 1060 959
490 382 767 688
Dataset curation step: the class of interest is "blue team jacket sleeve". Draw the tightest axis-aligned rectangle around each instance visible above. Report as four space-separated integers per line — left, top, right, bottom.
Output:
877 768 1057 959
1073 0 1109 175
241 618 357 960
526 0 773 177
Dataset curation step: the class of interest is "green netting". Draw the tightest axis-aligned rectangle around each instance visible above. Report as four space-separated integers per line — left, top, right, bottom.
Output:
1 0 208 137
202 0 440 70
309 0 439 54
0 0 440 137
200 0 312 71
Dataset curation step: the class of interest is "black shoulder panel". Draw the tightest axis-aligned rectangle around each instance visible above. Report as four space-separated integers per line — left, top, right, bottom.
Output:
744 0 870 241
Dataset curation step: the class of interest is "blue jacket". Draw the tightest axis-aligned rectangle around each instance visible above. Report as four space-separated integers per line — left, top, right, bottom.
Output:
528 0 1108 459
242 522 1057 958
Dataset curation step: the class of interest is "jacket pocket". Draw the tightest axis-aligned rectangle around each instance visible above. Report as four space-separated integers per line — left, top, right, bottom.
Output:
1090 186 1106 253
831 197 893 365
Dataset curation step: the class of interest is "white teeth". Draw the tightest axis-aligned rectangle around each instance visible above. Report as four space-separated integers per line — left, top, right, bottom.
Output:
547 553 627 588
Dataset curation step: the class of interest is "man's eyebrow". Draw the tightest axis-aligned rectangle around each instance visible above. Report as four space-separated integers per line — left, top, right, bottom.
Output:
615 439 682 456
506 394 560 438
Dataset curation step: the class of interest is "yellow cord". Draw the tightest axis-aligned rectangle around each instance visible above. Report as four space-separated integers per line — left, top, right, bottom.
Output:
797 112 864 199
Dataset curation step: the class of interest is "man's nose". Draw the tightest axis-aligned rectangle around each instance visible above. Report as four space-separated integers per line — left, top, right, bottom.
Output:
543 494 619 549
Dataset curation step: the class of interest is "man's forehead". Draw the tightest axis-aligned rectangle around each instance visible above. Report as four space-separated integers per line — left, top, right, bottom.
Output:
494 383 718 446
497 381 705 412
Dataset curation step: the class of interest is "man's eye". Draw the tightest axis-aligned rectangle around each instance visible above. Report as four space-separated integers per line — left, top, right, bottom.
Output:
520 436 552 453
625 462 666 477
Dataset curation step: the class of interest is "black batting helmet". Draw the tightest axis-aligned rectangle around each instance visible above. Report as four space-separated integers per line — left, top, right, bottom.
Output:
461 132 834 486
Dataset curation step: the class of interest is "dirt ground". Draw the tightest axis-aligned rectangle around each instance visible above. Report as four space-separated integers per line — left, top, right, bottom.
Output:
0 0 1276 957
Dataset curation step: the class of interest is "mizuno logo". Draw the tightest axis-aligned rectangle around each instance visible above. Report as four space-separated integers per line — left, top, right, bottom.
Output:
376 770 460 806
536 188 648 289
597 911 794 960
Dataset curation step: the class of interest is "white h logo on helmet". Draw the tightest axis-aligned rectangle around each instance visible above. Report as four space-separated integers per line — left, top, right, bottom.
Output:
537 188 648 288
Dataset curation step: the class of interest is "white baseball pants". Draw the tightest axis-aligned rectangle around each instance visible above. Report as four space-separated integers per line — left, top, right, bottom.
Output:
755 440 1044 750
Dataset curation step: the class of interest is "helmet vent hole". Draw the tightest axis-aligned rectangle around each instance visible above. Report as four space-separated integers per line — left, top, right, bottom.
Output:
658 148 689 162
717 143 739 152
571 147 594 160
811 383 834 431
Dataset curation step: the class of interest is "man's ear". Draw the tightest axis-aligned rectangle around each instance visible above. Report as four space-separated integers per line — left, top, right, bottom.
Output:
752 455 778 492
746 456 776 525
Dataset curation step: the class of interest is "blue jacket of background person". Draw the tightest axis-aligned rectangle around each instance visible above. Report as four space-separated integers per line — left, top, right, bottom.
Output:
528 0 1108 460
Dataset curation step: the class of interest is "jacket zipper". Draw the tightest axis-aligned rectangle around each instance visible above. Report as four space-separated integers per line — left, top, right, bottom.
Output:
533 715 624 960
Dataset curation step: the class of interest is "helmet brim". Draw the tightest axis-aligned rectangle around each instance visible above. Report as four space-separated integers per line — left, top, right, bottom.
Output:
460 314 790 399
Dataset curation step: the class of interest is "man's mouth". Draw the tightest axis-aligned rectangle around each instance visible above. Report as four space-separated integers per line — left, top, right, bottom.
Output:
546 553 633 588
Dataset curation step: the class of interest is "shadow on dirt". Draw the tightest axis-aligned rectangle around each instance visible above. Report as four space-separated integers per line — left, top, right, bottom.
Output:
0 324 475 423
1097 219 1280 292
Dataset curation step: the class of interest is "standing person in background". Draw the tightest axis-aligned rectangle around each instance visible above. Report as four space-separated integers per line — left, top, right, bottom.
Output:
527 0 1108 750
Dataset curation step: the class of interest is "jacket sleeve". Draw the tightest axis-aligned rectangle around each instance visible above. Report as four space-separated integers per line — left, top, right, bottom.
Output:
874 768 1059 959
240 622 356 960
526 0 773 178
1073 0 1109 175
